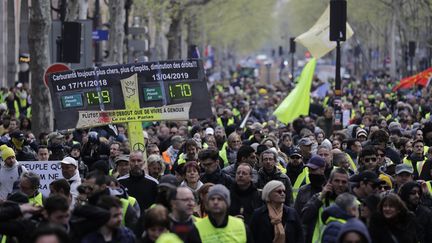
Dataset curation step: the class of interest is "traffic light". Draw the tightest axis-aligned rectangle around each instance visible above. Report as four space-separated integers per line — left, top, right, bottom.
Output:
330 0 347 41
290 38 296 53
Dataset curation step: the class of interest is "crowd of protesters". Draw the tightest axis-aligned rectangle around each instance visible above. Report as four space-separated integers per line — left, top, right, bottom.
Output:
0 69 431 243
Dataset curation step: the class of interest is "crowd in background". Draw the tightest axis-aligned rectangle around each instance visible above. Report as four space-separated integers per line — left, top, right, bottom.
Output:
0 70 431 243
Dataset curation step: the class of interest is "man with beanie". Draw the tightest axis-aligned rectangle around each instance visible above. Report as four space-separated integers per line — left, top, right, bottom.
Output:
250 180 304 243
187 184 252 243
0 145 27 200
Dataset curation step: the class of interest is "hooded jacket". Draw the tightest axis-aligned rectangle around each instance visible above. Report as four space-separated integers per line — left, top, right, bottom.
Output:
336 218 371 243
398 182 432 243
321 204 355 243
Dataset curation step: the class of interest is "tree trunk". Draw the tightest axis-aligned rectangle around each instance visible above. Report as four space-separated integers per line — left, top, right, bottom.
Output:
389 10 397 78
79 0 89 19
29 0 53 133
107 0 125 64
65 0 79 21
0 1 7 87
7 0 18 86
166 11 182 60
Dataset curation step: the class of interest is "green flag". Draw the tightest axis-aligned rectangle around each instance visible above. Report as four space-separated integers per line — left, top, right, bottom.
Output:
273 58 317 124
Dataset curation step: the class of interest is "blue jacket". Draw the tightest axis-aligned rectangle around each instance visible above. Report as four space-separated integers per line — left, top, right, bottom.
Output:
321 204 354 243
336 218 371 243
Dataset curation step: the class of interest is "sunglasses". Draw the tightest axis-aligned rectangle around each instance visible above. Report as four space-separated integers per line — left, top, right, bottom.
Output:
379 185 391 190
290 156 301 160
363 157 377 163
274 189 286 194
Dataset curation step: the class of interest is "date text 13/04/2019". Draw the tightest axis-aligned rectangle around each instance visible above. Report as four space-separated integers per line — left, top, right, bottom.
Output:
151 72 189 81
56 79 108 91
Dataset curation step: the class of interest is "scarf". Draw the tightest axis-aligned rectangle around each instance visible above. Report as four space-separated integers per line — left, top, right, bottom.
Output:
267 203 285 243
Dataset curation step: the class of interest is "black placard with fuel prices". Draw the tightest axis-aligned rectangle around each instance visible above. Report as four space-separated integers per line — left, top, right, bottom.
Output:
48 59 212 130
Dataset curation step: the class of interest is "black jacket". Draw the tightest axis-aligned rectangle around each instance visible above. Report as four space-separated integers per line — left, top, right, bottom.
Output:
228 183 263 224
200 167 233 188
119 172 158 212
369 212 418 243
0 203 110 243
257 167 293 205
249 204 304 243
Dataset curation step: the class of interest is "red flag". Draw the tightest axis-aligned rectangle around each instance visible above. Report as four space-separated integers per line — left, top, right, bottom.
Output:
393 67 432 91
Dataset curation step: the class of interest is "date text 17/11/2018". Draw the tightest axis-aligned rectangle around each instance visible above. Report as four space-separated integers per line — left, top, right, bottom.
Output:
56 79 108 91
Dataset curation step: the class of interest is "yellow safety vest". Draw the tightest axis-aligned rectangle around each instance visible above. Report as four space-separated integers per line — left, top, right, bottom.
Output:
345 153 357 172
312 198 333 243
195 216 246 243
120 198 129 226
177 153 187 165
403 157 426 175
320 216 347 242
292 167 310 200
217 117 235 127
219 142 229 167
127 196 137 207
426 181 432 194
28 192 43 206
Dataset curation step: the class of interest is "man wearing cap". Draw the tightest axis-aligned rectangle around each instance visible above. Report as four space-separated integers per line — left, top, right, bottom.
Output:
60 156 81 204
118 150 158 212
349 171 380 200
187 184 252 243
294 155 327 214
0 145 28 200
298 137 313 163
9 130 37 161
286 147 304 186
403 139 427 180
47 132 67 160
356 129 368 143
393 163 414 193
112 155 130 179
